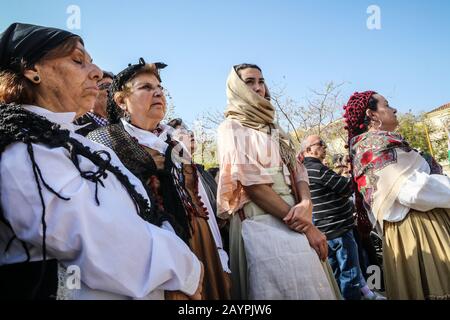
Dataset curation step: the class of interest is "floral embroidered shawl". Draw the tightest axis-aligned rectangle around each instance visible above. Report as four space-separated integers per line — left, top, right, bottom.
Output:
350 130 425 231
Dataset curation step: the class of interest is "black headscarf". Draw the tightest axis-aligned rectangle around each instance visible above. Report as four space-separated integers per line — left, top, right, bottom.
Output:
0 22 81 72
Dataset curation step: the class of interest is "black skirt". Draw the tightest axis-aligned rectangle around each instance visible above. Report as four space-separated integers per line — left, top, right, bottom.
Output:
0 259 58 300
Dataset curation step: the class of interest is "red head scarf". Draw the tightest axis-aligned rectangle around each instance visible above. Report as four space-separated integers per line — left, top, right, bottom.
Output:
342 91 377 237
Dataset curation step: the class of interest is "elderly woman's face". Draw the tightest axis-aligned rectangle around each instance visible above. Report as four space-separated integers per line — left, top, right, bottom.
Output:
239 68 266 98
370 94 399 131
34 41 102 116
124 73 167 125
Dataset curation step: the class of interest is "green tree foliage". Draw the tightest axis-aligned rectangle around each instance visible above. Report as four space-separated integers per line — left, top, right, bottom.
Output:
397 112 448 162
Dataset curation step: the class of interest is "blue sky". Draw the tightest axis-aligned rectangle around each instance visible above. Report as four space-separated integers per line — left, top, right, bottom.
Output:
1 0 449 124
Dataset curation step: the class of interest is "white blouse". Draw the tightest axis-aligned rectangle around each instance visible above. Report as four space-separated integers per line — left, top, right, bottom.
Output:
384 157 450 222
121 119 172 155
0 105 201 299
121 119 231 273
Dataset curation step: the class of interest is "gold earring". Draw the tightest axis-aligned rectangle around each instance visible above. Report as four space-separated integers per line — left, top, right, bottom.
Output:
375 119 383 130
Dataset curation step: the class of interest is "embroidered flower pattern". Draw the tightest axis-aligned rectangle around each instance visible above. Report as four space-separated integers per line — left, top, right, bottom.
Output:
350 131 410 208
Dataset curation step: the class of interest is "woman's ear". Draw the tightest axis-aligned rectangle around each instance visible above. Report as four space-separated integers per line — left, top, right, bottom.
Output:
366 108 377 122
114 92 126 110
23 65 41 84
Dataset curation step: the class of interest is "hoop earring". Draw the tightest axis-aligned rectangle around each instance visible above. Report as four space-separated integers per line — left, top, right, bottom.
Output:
371 119 383 131
376 119 383 130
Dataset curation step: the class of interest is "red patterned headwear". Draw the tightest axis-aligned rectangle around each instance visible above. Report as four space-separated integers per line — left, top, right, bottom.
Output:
343 91 377 148
342 91 377 237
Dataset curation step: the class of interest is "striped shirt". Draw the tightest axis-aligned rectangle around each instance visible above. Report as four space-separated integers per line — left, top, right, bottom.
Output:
303 157 355 240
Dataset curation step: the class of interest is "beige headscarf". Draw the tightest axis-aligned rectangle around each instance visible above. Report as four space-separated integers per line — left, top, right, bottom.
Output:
224 67 297 170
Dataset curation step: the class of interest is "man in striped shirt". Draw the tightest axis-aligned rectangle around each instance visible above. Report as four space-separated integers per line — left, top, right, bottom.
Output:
302 135 363 300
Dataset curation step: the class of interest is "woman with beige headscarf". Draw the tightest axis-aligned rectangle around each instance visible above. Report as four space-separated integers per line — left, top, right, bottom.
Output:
217 64 341 300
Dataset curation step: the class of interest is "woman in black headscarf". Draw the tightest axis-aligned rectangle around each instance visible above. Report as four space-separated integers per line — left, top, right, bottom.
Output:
0 23 202 300
87 59 231 299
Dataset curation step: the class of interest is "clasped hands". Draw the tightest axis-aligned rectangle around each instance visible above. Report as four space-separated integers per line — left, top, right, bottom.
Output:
283 200 328 261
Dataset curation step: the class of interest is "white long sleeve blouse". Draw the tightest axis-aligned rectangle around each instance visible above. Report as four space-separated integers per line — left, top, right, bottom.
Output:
384 157 450 222
0 105 201 299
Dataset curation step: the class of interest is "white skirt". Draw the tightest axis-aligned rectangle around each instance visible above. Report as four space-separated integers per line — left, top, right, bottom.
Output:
242 214 336 300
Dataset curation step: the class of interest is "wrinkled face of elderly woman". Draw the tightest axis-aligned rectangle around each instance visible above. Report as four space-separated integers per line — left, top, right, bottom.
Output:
238 67 266 98
122 72 167 128
29 41 102 116
367 94 399 132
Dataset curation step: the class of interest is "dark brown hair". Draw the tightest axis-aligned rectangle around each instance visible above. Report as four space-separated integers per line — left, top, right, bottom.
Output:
234 63 262 76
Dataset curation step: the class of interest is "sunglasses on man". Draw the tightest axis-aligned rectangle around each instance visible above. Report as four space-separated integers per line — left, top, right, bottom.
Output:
308 140 326 148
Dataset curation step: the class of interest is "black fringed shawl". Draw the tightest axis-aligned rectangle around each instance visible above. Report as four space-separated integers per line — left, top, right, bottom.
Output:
87 122 207 244
0 104 162 298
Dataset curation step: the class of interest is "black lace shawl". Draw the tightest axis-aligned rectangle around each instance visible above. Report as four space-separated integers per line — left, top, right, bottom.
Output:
0 103 162 297
87 122 192 243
